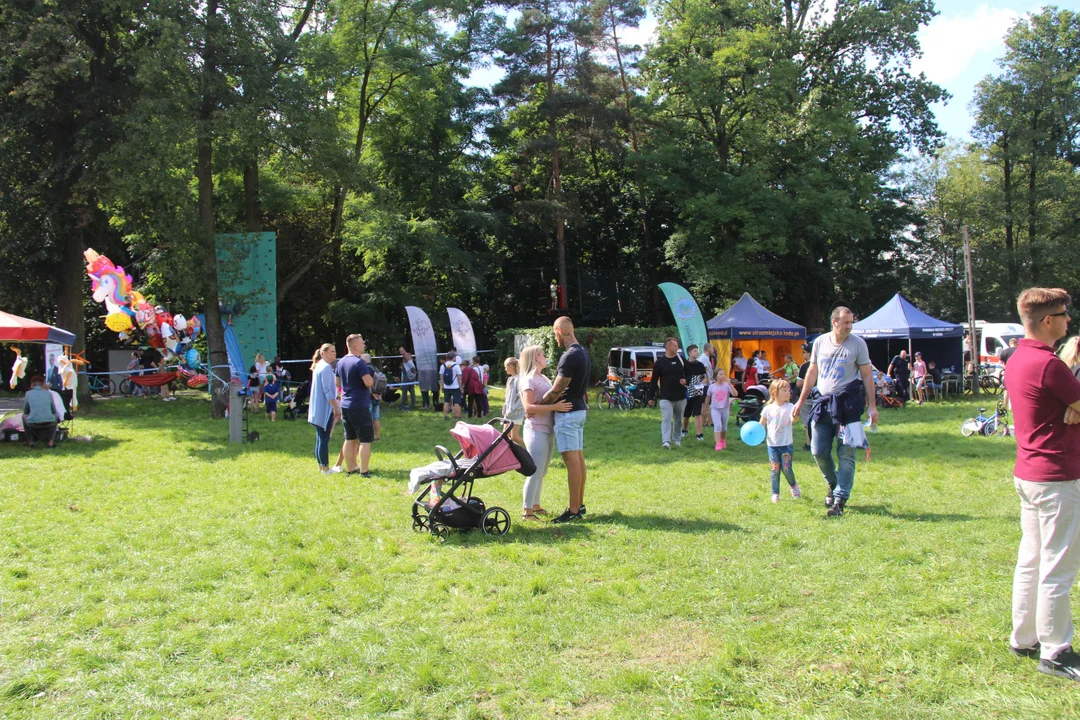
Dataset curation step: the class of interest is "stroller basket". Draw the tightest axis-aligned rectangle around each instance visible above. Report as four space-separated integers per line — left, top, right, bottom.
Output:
409 417 535 542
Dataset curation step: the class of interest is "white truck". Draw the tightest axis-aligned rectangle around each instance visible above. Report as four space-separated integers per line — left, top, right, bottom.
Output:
967 321 1024 375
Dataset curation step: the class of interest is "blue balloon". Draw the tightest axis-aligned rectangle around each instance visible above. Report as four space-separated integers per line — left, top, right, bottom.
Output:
184 348 201 368
740 420 766 446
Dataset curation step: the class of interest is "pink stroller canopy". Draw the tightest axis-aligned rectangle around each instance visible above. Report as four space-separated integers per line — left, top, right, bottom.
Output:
450 422 520 476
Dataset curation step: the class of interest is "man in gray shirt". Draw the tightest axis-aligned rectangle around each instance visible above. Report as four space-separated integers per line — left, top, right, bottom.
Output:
792 307 878 516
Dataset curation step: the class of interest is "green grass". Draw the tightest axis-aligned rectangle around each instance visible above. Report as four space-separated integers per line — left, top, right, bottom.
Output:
0 390 1076 718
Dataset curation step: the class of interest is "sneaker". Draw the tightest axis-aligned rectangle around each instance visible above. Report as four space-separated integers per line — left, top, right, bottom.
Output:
1010 644 1040 659
771 493 780 503
715 443 723 452
824 486 835 508
827 497 846 517
803 444 811 451
1039 647 1080 681
720 440 727 450
696 434 704 441
552 508 581 524
680 430 688 438
329 466 343 474
673 441 681 448
662 442 671 449
578 504 586 516
791 484 802 499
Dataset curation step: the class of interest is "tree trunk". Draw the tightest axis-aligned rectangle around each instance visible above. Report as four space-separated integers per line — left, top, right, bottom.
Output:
56 212 89 404
1027 120 1040 284
1002 142 1018 318
545 22 568 309
200 0 229 418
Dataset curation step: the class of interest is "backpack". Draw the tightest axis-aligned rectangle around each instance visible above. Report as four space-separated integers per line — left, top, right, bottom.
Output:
442 364 455 386
371 368 388 396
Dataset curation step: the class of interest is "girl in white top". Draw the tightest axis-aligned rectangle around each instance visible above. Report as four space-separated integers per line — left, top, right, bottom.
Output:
707 367 738 451
517 345 571 520
760 379 800 503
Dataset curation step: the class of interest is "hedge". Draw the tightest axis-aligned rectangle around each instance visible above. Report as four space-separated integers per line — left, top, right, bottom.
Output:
493 325 678 384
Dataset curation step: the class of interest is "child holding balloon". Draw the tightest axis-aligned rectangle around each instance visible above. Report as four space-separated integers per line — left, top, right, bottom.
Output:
760 379 800 503
707 368 738 451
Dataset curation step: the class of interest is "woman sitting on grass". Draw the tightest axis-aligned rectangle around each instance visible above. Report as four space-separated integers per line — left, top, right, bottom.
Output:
517 345 571 521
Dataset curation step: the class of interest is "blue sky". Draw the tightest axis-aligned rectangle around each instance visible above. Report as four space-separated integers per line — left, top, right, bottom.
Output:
467 1 1079 141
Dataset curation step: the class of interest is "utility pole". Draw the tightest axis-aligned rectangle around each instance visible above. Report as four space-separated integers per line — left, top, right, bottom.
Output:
963 225 979 395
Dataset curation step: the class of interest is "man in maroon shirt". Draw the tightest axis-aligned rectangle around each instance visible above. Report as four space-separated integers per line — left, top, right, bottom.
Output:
1005 287 1080 681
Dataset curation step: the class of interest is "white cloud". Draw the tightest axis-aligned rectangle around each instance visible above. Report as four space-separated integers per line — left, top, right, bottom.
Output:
912 5 1021 84
617 15 658 50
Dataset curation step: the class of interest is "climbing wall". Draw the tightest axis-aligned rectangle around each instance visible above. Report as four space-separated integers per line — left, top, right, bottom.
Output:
216 232 277 367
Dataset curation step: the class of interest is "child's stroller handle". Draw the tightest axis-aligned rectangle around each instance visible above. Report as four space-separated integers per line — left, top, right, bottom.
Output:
434 445 461 473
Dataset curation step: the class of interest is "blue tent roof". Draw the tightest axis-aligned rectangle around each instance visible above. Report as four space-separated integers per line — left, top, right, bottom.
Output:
852 294 963 339
706 293 806 340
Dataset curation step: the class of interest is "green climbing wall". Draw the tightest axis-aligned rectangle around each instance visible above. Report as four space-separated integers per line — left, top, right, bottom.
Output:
216 232 277 367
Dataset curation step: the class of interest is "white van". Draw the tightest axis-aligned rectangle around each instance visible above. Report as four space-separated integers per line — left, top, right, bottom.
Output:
972 321 1024 370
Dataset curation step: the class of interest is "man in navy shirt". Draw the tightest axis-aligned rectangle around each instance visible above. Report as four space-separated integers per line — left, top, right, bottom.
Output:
336 333 375 477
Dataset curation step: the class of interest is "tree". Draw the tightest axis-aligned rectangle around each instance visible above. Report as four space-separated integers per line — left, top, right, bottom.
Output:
0 0 147 394
640 0 946 325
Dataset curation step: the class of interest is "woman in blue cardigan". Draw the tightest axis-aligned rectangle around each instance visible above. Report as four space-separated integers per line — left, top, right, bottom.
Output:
308 343 342 474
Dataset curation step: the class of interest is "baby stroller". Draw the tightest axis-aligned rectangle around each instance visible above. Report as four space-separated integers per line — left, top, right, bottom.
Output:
283 380 309 421
409 418 536 542
736 385 768 425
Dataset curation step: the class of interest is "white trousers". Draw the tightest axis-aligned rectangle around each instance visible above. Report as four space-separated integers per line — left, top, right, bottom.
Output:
522 426 555 509
1011 477 1080 659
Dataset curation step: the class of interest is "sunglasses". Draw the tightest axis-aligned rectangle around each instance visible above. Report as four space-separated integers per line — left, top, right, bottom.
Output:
1043 310 1070 322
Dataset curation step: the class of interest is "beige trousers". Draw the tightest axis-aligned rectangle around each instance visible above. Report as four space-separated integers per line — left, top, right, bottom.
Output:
1011 477 1080 659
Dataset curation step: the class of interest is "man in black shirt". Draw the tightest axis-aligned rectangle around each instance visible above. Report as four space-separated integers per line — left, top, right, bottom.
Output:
680 344 709 442
649 337 689 448
999 337 1019 365
539 316 591 523
888 349 911 401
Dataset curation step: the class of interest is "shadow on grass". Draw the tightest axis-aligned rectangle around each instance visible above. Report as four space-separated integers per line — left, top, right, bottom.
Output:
852 504 986 522
587 511 747 534
0 436 124 459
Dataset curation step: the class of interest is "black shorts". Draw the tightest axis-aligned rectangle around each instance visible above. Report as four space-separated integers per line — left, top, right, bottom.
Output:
442 388 462 406
684 396 704 418
341 407 375 443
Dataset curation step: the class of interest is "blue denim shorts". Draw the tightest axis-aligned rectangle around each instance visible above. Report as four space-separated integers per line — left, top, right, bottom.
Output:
554 410 587 453
371 401 381 421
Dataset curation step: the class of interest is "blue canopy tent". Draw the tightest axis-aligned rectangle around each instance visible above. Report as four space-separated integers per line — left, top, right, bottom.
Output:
707 293 807 373
852 294 964 373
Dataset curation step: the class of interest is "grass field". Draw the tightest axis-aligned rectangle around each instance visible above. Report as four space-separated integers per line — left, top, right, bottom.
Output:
1 389 1077 719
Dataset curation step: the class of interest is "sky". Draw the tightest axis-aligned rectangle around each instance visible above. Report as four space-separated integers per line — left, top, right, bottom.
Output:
466 0 1079 142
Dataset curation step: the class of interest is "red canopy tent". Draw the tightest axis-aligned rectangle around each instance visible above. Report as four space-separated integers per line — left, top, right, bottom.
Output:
0 311 77 345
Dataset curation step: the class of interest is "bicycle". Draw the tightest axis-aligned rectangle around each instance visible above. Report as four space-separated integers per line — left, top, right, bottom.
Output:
594 377 638 410
961 399 1010 437
85 369 115 397
965 363 1002 394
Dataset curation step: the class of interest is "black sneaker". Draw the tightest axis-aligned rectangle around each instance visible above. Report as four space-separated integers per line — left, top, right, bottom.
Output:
552 508 580 524
578 504 586 516
1039 647 1080 681
696 434 704 441
1010 644 1040 659
827 497 845 517
824 492 834 509
680 429 688 438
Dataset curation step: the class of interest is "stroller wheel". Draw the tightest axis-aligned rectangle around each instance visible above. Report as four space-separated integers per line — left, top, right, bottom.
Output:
480 507 511 537
430 523 450 542
412 514 429 532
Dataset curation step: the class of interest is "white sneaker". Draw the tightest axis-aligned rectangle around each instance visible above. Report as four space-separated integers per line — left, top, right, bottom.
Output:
771 493 780 503
662 442 671 449
328 466 342 474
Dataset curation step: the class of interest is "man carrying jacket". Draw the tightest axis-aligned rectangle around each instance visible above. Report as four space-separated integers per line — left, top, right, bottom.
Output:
792 307 878 517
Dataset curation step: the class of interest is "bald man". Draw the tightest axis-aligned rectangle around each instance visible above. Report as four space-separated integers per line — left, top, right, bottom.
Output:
538 316 591 522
